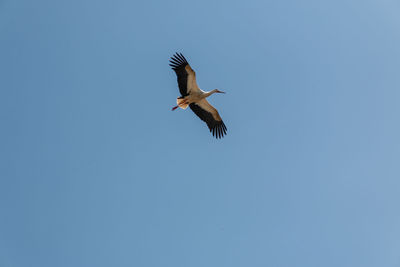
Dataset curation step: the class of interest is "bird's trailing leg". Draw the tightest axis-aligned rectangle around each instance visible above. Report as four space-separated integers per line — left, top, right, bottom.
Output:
172 99 189 111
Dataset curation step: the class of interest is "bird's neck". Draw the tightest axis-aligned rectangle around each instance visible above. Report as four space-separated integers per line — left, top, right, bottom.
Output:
204 89 218 98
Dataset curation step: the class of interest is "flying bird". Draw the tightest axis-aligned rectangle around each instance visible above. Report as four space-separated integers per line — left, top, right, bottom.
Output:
169 53 227 139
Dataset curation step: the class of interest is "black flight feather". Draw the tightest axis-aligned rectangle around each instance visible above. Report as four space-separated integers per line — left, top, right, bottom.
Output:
169 53 189 96
189 103 227 139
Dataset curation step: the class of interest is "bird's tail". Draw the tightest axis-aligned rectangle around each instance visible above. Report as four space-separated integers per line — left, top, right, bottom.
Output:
176 98 188 109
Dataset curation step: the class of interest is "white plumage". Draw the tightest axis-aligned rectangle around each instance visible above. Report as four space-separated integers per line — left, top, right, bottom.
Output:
169 53 227 139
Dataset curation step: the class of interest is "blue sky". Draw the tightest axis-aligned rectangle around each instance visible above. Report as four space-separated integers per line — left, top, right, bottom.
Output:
1 0 400 266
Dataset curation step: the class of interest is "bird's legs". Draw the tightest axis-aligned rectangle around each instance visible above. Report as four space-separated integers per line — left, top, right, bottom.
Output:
171 100 189 111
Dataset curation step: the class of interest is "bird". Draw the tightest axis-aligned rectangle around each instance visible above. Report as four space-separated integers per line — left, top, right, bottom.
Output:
169 53 227 139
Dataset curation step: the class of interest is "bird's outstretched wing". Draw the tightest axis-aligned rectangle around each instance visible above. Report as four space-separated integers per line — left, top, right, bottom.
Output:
169 53 200 96
189 99 227 139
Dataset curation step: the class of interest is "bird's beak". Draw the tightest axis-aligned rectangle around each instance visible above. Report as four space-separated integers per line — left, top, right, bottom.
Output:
218 90 226 94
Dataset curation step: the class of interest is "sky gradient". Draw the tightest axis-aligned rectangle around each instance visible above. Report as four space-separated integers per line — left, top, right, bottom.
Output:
1 0 400 266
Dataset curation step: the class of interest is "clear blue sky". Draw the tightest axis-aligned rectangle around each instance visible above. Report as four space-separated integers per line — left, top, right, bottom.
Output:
1 0 400 266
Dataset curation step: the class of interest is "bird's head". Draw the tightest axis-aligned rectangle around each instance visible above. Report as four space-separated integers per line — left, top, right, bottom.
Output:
214 89 226 94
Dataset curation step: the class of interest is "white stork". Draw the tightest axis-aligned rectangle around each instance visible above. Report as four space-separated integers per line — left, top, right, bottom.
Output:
169 53 227 139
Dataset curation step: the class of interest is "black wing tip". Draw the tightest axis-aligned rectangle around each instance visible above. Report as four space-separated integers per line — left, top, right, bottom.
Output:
189 103 227 139
175 52 188 63
210 122 227 139
169 52 188 69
